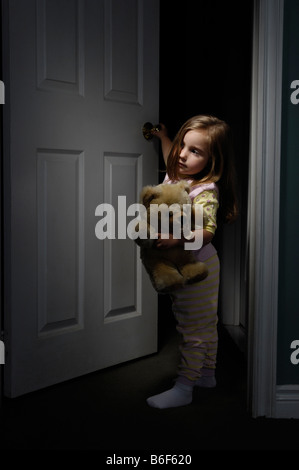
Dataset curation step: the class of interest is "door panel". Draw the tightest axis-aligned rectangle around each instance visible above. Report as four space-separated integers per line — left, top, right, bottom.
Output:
103 152 143 322
37 149 85 335
3 0 159 397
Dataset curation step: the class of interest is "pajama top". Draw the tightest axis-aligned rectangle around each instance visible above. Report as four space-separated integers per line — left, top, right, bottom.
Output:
163 175 219 261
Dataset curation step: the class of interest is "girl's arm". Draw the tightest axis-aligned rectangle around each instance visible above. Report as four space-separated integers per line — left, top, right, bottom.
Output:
152 123 172 165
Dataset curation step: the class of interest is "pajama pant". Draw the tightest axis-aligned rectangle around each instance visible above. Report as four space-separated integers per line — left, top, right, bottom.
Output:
170 254 220 385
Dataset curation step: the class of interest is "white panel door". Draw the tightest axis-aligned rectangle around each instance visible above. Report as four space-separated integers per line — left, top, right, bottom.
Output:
3 0 159 397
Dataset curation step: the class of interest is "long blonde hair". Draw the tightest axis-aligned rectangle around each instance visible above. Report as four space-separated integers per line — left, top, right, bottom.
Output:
166 115 239 224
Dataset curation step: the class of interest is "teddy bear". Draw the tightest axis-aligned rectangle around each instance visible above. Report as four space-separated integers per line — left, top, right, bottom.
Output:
134 181 208 293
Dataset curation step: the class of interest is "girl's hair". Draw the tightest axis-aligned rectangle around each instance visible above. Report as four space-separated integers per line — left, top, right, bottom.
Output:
166 115 239 224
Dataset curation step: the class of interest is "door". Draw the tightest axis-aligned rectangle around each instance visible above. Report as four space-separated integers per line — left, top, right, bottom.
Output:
3 0 159 397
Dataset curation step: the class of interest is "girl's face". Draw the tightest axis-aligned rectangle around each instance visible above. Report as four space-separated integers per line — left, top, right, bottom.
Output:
178 130 210 177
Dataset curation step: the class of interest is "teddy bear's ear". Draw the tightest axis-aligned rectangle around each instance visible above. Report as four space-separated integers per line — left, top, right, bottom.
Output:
140 186 158 207
178 180 191 194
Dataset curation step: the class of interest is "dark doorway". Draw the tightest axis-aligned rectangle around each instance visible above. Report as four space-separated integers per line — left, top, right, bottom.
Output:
158 0 254 347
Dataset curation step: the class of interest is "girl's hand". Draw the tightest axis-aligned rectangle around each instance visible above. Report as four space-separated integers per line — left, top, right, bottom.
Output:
152 123 168 140
155 233 183 249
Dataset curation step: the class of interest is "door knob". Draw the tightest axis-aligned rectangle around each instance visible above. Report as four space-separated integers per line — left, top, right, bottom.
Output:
142 122 161 140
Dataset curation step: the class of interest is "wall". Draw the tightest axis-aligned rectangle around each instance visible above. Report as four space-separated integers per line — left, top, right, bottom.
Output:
277 0 299 384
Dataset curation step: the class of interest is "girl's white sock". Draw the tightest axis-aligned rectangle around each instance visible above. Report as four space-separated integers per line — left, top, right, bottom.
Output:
146 382 193 409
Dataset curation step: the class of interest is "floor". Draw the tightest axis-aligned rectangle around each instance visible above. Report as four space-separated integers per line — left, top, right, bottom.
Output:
1 322 299 454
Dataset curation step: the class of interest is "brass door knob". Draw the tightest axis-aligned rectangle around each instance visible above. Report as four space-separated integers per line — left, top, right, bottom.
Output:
142 122 161 140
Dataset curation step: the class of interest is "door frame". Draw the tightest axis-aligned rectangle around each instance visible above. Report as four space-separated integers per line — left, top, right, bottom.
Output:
247 0 283 418
247 0 299 418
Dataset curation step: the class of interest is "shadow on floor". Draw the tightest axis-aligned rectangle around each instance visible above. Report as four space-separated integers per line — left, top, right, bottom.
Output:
1 324 299 452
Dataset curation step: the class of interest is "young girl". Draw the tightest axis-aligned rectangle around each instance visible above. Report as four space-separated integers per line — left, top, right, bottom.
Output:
147 115 238 409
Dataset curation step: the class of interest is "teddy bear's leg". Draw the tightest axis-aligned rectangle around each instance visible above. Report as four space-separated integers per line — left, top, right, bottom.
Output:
180 262 209 285
151 262 185 293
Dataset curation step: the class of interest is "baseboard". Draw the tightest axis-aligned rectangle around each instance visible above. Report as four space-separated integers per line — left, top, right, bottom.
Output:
275 385 299 418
